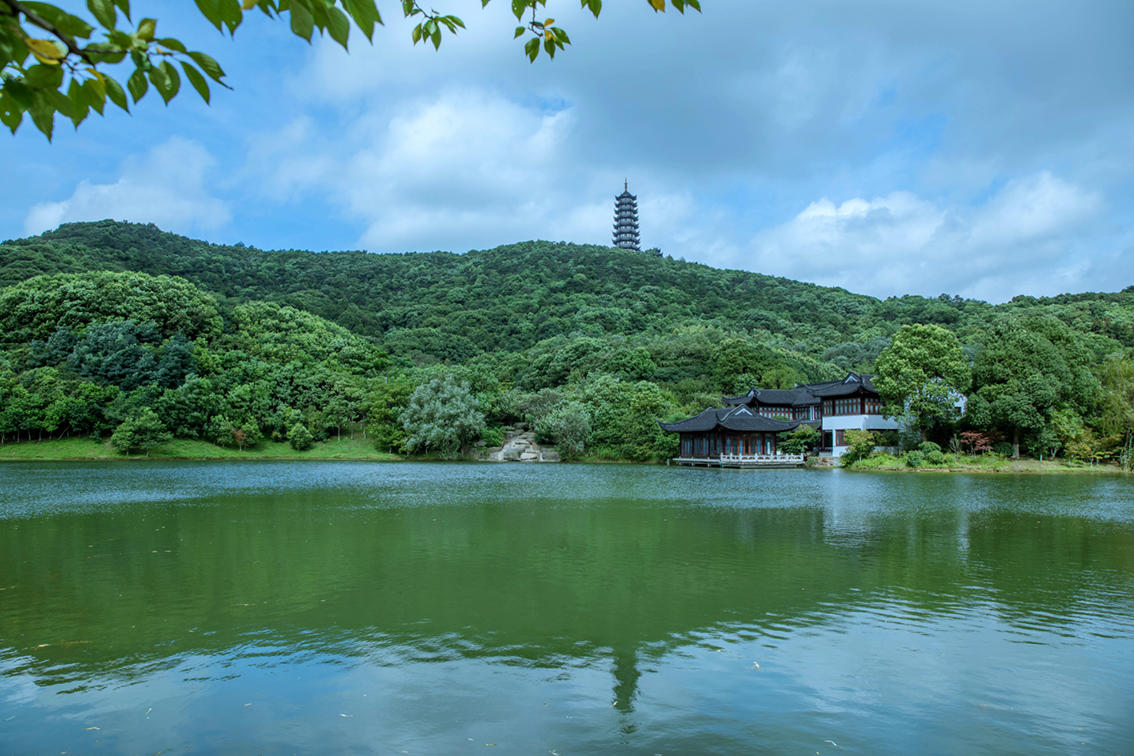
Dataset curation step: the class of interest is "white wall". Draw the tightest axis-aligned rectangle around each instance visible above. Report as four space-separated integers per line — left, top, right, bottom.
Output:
822 414 900 432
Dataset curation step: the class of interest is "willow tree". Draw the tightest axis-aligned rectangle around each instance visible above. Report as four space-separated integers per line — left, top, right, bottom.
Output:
0 0 701 138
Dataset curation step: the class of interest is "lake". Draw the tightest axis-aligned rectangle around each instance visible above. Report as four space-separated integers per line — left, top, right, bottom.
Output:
1 462 1132 754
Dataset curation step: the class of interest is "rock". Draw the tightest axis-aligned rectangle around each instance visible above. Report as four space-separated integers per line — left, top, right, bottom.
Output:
519 451 540 461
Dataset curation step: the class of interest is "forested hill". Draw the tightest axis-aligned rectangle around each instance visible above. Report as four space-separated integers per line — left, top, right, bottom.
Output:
2 220 1133 463
5 220 1131 367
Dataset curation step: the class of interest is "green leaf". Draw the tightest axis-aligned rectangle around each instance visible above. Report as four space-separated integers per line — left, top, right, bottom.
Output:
411 23 422 45
149 60 180 103
289 2 315 41
127 67 148 102
194 0 224 30
27 96 55 140
524 36 539 62
187 51 226 82
181 61 210 103
136 17 157 41
325 6 351 49
82 77 106 114
156 37 187 53
343 0 381 41
0 92 24 134
23 64 64 90
66 79 89 127
103 75 129 111
514 25 525 39
512 0 528 21
22 3 96 38
114 0 132 21
87 0 117 29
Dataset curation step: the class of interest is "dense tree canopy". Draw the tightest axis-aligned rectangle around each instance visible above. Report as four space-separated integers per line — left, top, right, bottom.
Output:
874 324 970 441
0 0 700 138
0 221 1131 464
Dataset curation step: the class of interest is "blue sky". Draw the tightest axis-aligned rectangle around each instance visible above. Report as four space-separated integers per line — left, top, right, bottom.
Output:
3 0 1132 302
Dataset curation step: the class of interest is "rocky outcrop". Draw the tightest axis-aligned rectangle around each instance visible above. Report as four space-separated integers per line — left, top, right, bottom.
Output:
481 426 560 462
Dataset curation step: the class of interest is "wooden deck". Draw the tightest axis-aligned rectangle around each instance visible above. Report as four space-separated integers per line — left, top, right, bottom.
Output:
673 453 805 469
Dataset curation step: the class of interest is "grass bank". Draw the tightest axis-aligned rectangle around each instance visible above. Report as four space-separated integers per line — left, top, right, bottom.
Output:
0 437 401 462
845 452 1124 474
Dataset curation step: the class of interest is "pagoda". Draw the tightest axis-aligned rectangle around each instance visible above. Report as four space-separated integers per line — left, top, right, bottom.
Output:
612 180 640 250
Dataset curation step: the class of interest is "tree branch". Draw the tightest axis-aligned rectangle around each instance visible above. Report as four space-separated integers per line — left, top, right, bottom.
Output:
0 0 94 65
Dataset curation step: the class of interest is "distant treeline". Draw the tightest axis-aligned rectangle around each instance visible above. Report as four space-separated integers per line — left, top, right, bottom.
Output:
0 221 1131 462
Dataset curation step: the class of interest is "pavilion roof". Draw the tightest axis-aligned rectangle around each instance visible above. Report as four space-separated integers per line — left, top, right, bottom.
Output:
659 405 800 434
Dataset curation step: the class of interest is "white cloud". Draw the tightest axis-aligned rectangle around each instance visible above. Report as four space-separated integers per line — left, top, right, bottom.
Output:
246 88 695 252
747 172 1112 302
23 138 230 237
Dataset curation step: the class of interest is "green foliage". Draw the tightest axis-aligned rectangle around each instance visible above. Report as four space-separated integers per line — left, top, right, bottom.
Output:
0 1 698 138
400 373 485 458
533 400 591 459
780 424 819 455
840 429 876 466
367 377 413 453
109 408 170 455
874 324 970 437
969 317 1099 458
1 223 1133 466
0 270 222 344
905 450 925 468
924 449 946 465
287 422 314 451
917 441 941 455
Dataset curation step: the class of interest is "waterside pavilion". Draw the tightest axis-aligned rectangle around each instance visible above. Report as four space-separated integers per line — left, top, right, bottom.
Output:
660 404 806 468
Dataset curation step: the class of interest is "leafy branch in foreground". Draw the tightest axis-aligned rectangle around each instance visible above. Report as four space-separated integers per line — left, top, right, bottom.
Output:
0 0 701 139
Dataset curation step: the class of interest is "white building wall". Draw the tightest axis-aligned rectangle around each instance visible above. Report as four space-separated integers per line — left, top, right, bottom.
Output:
821 414 901 457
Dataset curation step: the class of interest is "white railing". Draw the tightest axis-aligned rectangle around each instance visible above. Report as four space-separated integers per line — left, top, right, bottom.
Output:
719 453 804 464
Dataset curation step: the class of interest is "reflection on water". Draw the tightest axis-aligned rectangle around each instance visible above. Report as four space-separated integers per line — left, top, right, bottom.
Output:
1 462 1132 753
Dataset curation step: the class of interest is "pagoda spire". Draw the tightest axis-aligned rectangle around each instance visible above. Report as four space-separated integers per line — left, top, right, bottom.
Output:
613 181 640 251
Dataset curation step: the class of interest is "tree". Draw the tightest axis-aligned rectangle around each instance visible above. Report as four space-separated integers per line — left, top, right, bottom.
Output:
0 0 700 139
533 400 591 458
400 373 485 458
779 424 819 455
840 429 875 466
288 421 314 451
967 321 1066 459
874 324 970 441
109 408 170 455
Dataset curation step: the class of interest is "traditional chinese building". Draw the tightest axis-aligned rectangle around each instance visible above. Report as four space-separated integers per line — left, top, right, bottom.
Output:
662 372 900 466
612 181 640 250
660 404 804 467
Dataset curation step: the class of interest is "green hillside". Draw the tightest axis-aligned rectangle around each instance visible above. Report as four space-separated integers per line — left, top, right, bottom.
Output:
5 220 1132 364
1 221 1132 463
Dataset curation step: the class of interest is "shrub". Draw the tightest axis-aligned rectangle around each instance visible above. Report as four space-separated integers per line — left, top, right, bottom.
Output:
110 409 171 456
781 424 820 455
918 441 941 455
401 374 486 459
841 429 876 466
534 401 592 459
288 422 314 451
925 449 946 465
992 441 1013 457
905 450 925 468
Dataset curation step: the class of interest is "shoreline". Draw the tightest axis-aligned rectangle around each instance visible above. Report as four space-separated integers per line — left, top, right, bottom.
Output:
0 439 1125 473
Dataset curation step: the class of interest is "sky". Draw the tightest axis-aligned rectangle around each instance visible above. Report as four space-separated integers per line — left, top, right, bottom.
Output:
3 0 1132 303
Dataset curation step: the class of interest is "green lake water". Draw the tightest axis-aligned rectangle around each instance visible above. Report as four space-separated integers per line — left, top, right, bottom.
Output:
0 462 1132 754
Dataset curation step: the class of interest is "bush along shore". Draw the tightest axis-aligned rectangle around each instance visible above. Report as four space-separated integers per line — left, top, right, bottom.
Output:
837 436 1126 474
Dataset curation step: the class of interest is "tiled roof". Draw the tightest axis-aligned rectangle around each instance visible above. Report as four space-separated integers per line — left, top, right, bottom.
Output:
659 405 800 434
